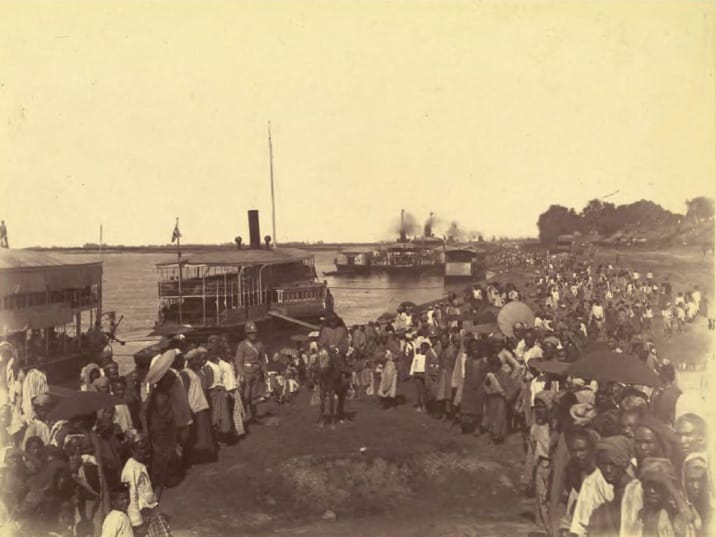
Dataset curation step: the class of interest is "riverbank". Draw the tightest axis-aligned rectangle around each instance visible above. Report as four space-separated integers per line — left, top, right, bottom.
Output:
154 246 714 537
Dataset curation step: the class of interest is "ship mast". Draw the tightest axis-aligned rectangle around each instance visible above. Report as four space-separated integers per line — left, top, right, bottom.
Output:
268 121 277 247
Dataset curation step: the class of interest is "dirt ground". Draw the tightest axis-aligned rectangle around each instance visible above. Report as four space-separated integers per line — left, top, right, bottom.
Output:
158 246 714 537
162 389 538 537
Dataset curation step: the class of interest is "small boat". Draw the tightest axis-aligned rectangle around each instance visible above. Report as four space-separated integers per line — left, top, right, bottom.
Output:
444 246 487 282
0 249 110 383
334 249 372 275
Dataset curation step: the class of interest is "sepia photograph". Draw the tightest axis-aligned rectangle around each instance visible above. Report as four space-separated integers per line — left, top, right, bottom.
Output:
0 1 714 536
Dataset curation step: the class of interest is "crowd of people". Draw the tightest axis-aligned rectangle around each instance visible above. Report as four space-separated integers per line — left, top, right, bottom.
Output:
334 252 713 537
0 250 712 537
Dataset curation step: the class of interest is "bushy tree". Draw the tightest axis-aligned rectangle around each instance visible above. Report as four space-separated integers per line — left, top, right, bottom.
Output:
685 197 714 224
537 205 583 245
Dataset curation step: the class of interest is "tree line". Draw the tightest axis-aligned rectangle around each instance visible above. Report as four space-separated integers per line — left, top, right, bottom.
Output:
537 196 714 245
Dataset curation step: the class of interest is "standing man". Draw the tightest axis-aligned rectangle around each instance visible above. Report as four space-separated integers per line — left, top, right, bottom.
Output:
318 312 351 422
234 321 267 423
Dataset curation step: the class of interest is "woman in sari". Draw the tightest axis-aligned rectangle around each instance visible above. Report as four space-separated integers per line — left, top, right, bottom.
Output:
376 351 397 409
145 373 184 492
483 355 510 444
201 349 232 443
179 349 216 465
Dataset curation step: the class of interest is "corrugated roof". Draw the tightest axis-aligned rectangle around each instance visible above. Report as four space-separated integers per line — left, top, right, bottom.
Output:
156 247 313 267
0 250 101 270
337 249 372 255
444 245 478 253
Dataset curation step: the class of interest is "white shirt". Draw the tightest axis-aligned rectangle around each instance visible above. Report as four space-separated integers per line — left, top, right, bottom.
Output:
523 344 543 364
693 290 701 305
101 510 135 537
204 361 223 390
410 353 426 375
182 368 209 413
121 457 158 527
113 404 134 435
219 359 238 391
570 468 614 537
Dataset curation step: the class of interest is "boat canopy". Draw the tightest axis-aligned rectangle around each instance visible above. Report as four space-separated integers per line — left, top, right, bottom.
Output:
411 237 445 247
0 250 102 296
156 247 313 268
386 243 418 252
0 250 102 333
337 248 372 255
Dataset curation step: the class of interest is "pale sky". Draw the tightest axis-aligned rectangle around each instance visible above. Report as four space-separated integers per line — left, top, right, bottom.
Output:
1 1 714 247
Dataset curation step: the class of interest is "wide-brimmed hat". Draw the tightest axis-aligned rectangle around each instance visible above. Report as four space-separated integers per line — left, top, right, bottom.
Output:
144 349 179 386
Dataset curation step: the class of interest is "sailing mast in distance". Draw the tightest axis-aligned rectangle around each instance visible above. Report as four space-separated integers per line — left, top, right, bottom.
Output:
268 121 277 247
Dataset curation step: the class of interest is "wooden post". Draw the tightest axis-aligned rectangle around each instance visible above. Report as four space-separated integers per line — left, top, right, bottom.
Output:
176 218 183 324
269 121 277 246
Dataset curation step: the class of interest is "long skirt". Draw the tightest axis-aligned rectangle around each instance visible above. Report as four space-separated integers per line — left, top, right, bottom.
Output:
434 370 450 401
485 394 508 442
208 388 232 435
143 508 173 537
230 389 246 437
186 409 216 464
148 423 184 488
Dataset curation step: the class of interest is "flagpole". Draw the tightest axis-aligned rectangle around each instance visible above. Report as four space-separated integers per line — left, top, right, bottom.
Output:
268 121 277 246
176 217 183 324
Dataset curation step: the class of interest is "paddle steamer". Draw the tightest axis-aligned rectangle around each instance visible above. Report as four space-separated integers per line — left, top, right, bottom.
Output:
155 211 328 338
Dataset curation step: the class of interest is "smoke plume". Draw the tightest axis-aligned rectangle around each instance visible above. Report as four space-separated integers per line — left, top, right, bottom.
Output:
391 211 419 239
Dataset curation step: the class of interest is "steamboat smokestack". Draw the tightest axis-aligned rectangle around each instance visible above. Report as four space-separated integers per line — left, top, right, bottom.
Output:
399 209 407 243
248 210 261 249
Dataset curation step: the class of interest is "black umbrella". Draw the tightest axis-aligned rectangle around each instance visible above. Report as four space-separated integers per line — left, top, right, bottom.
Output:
567 351 662 387
49 391 120 421
529 359 571 377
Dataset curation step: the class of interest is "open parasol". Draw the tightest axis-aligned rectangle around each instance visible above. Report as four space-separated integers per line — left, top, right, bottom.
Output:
567 351 662 387
49 391 120 421
148 324 195 337
497 301 535 338
144 349 179 386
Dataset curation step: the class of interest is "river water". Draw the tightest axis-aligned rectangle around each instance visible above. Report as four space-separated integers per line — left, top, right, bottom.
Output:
56 250 449 338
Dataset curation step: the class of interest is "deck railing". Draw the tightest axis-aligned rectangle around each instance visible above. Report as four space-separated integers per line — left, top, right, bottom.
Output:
274 284 325 304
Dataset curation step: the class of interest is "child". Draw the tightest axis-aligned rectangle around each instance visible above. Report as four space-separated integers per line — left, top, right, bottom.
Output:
101 483 134 537
110 379 136 438
121 436 171 535
409 342 429 413
661 304 673 337
527 394 552 533
23 435 45 475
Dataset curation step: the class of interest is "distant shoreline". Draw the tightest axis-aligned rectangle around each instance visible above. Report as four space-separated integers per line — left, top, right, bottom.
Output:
22 243 383 254
22 240 536 254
